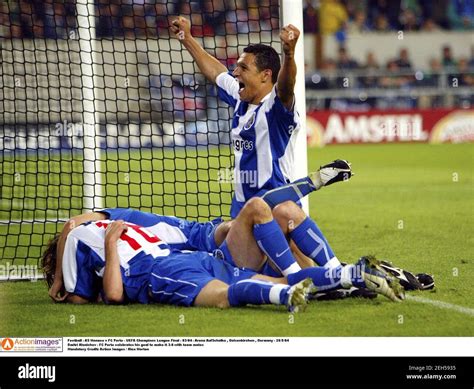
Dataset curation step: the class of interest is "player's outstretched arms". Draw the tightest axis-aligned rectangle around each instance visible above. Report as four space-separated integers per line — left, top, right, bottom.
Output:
170 16 227 83
277 24 299 110
103 221 126 304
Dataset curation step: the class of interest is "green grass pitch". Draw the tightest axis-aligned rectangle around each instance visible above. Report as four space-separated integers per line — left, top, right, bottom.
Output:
1 142 473 337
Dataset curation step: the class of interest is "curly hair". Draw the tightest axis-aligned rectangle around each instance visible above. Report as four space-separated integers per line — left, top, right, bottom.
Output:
41 233 60 289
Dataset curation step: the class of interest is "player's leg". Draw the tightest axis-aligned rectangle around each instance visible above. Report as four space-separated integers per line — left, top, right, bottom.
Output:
285 256 405 301
188 256 312 311
193 279 231 308
194 277 312 312
223 197 300 275
261 160 352 209
273 200 342 270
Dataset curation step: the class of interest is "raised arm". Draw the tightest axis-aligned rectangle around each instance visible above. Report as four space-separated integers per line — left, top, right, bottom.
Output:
49 212 106 302
170 16 227 83
103 220 127 304
276 24 300 110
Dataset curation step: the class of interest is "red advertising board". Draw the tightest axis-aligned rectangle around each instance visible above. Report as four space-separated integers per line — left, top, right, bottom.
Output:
306 109 474 146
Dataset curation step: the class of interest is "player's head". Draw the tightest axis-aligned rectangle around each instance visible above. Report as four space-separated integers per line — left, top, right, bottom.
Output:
41 233 60 289
233 44 280 103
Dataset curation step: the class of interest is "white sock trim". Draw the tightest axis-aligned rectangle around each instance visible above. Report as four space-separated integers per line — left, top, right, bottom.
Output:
341 265 354 288
282 262 302 277
324 256 342 270
269 284 288 305
310 171 323 190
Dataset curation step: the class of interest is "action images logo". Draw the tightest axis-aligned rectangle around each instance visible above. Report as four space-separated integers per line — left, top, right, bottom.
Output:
1 338 14 351
0 338 63 352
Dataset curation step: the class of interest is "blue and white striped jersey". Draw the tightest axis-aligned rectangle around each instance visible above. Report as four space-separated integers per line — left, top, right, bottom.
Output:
61 209 222 302
62 220 170 303
216 72 300 218
98 208 221 253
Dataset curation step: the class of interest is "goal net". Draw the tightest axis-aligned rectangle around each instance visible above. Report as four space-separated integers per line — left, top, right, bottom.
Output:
0 0 306 281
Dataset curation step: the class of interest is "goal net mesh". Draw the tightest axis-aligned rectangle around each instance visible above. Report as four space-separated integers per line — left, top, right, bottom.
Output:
0 0 281 280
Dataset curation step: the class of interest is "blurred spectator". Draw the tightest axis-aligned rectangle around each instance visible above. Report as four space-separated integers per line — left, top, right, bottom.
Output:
419 0 450 29
373 14 391 31
421 18 442 31
337 46 359 69
319 0 349 35
469 45 474 67
360 51 380 87
424 58 443 87
452 57 474 107
456 57 474 86
442 45 458 68
368 0 401 30
379 60 411 88
378 59 415 109
364 51 380 69
399 8 420 31
395 48 413 69
303 0 319 33
203 0 226 35
347 9 370 33
448 0 474 30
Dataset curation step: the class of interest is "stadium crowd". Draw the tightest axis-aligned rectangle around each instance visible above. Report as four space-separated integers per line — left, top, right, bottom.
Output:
1 0 472 110
305 0 474 34
1 0 473 40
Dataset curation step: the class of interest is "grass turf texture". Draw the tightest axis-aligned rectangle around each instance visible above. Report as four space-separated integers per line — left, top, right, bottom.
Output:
1 142 473 336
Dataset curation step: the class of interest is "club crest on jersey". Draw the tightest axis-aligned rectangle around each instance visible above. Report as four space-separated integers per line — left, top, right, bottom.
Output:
243 112 256 130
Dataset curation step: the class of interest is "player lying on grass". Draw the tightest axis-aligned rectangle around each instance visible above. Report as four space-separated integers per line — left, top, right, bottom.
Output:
49 218 317 312
42 172 405 310
45 159 354 302
43 159 428 306
42 212 403 313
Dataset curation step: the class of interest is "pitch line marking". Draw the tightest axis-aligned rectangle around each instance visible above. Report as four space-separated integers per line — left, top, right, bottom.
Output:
405 295 474 317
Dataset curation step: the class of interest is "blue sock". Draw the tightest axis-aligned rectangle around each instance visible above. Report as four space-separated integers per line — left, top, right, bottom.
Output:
286 264 365 290
261 176 316 209
290 217 340 269
253 220 301 276
259 261 283 277
228 279 290 306
287 266 341 291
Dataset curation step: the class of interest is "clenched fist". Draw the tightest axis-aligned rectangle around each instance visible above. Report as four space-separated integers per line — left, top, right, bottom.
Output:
280 24 300 56
170 16 192 41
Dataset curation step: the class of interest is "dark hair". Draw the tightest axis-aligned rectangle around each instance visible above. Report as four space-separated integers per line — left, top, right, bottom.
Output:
243 44 281 83
42 233 60 289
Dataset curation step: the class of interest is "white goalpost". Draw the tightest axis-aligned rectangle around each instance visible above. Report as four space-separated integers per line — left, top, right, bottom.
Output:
281 0 309 214
76 0 104 212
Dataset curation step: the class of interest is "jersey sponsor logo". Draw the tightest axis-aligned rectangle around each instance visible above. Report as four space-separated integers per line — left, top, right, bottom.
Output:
232 138 254 151
243 111 256 130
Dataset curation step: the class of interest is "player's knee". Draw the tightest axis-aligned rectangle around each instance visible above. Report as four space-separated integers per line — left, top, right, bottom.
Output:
273 201 305 227
243 197 271 221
